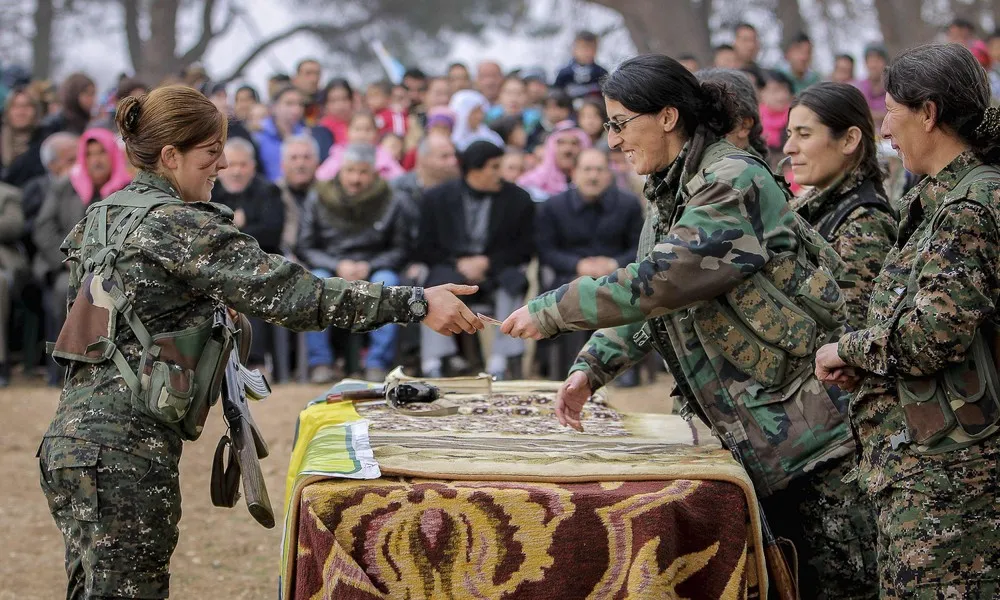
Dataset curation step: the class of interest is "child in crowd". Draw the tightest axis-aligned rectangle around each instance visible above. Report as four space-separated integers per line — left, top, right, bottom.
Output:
528 89 573 150
759 69 794 168
366 80 408 138
554 30 608 100
380 133 405 164
576 99 608 148
490 115 528 151
500 149 527 183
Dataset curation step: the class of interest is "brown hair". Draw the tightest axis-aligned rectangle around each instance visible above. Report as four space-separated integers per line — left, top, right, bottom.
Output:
116 84 228 171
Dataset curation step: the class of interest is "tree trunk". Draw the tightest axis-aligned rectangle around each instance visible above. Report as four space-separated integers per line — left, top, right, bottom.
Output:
137 0 183 83
588 0 713 65
873 0 935 58
775 0 807 47
32 0 55 79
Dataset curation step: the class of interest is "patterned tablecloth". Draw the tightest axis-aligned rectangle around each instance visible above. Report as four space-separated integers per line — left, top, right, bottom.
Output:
281 375 766 600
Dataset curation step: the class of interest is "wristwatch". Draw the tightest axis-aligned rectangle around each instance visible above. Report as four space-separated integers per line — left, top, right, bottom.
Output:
408 287 429 320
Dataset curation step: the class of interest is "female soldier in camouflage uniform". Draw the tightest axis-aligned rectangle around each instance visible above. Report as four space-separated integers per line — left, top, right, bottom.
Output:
37 85 483 599
784 82 897 330
504 54 877 598
816 44 1000 598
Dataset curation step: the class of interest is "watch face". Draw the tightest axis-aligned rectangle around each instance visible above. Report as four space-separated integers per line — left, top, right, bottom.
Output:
411 300 428 318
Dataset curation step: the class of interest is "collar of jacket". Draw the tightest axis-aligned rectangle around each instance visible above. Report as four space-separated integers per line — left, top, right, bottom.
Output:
132 170 182 200
899 150 980 233
315 176 392 223
790 167 867 221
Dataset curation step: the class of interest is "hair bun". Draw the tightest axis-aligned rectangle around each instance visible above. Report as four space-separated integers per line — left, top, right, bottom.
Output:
115 95 142 139
974 105 1000 140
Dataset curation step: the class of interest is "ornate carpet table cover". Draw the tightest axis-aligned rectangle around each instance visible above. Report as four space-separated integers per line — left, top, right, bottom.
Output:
283 378 766 600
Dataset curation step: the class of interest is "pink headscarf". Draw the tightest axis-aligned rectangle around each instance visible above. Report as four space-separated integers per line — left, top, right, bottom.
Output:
70 128 132 205
517 121 592 198
315 144 405 182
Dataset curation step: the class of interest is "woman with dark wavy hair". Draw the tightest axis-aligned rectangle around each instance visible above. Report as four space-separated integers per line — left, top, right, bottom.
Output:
816 43 1000 598
785 81 897 331
504 54 876 598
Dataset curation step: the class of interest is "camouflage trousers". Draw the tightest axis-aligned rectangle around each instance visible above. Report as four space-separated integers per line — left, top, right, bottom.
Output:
873 455 1000 599
762 458 879 600
38 437 181 599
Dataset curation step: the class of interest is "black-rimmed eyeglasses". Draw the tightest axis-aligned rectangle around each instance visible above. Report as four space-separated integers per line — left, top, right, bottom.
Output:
603 113 644 134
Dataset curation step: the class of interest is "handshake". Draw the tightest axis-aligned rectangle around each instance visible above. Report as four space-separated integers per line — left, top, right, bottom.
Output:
421 284 543 340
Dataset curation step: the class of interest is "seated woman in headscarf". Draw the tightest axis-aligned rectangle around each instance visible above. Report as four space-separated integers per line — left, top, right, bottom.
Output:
33 127 132 344
449 90 504 151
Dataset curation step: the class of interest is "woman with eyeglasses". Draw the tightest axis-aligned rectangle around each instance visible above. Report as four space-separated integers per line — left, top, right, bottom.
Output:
503 53 877 598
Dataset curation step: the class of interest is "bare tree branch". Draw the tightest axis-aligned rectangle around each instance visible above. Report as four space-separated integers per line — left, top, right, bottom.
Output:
179 0 234 67
217 16 376 84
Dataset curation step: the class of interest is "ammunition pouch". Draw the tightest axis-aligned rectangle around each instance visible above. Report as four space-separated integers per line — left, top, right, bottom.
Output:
692 251 846 389
897 329 1000 454
139 312 236 441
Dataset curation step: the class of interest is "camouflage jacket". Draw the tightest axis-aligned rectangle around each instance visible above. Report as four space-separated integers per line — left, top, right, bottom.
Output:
789 170 897 330
838 151 1000 494
529 130 854 496
42 170 419 467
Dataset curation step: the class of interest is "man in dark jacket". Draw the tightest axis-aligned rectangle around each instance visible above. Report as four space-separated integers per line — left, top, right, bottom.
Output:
535 148 643 377
536 149 642 288
213 137 284 253
298 143 407 382
417 140 535 378
212 136 285 372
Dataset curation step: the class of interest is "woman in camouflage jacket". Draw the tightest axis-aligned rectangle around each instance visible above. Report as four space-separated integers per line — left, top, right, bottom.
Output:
505 54 877 598
816 43 1000 598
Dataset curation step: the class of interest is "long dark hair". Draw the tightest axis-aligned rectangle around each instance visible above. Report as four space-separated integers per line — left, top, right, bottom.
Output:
696 68 767 157
885 43 1000 164
601 54 737 138
790 82 887 197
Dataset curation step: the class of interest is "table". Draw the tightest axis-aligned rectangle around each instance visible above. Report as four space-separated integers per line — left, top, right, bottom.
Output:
280 376 766 599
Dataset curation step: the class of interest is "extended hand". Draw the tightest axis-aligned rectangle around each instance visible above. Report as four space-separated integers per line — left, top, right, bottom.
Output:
500 305 544 340
555 371 592 432
424 284 484 335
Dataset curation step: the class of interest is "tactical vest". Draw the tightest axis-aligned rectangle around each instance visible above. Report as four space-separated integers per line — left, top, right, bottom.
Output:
894 164 1000 455
637 141 854 496
813 179 895 242
49 191 235 441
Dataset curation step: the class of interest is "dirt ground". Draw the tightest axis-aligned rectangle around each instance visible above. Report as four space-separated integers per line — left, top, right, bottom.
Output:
0 376 670 599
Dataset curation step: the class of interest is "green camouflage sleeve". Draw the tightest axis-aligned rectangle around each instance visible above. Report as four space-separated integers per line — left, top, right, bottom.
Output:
528 181 770 337
839 201 1000 376
568 321 652 390
161 213 418 333
829 206 897 331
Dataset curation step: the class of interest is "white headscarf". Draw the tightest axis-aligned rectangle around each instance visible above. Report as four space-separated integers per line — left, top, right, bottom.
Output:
449 89 504 151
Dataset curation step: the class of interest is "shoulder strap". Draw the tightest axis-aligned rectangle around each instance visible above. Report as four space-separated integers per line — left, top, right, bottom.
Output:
816 195 895 241
929 164 1000 232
